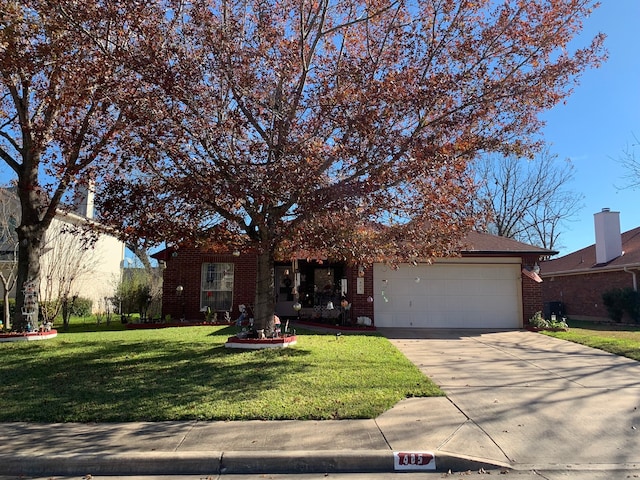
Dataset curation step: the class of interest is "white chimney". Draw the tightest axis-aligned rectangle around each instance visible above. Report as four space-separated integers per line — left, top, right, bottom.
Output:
594 208 622 264
75 181 95 219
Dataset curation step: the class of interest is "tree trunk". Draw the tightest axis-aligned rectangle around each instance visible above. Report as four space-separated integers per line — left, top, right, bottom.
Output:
62 296 71 330
13 226 44 332
2 287 10 331
0 248 17 331
0 268 16 331
253 248 275 333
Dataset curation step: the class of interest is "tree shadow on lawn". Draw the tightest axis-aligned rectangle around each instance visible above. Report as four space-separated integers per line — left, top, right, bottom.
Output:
0 336 312 422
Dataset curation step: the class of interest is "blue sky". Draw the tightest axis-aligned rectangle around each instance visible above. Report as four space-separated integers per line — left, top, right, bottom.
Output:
540 0 640 257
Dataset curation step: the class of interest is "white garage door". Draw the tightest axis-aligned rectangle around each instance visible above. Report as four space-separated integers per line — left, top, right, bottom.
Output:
373 261 522 329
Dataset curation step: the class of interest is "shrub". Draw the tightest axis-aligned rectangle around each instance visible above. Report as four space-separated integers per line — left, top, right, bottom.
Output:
548 317 569 330
0 298 16 321
70 297 93 317
39 301 59 322
620 288 640 322
40 296 94 323
529 311 549 329
601 288 638 323
529 311 568 330
115 269 152 316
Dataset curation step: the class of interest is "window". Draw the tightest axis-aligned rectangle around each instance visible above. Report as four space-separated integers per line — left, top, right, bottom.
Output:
201 263 234 311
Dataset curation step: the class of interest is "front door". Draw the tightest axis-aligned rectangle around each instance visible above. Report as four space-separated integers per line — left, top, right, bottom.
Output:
275 266 296 317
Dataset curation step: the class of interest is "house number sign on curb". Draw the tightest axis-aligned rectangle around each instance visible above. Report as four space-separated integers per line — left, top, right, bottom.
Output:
393 451 436 471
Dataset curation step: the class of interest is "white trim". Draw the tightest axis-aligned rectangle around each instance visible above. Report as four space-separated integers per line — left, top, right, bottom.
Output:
541 262 640 278
433 257 522 265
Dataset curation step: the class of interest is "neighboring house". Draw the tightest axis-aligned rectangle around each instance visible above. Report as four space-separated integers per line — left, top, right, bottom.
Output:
541 208 640 321
152 231 555 329
0 187 126 313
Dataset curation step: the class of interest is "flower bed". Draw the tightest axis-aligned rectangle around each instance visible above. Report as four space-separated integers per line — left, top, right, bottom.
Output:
0 330 58 342
526 326 569 332
225 335 297 349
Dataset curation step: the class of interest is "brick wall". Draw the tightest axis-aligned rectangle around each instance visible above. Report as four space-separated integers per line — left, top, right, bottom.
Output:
542 270 635 320
522 275 543 325
346 264 375 324
161 248 375 323
519 255 545 326
161 247 257 321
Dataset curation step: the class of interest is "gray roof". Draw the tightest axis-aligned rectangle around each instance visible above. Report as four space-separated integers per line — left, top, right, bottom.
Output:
461 231 557 256
541 226 640 276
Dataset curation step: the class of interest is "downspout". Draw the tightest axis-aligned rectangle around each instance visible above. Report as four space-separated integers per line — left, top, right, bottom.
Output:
624 267 637 292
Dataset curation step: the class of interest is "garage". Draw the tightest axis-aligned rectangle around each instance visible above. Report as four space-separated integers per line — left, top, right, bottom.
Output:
373 258 522 329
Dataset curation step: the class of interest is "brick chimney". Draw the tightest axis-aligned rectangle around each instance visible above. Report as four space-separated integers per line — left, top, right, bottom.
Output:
594 208 622 264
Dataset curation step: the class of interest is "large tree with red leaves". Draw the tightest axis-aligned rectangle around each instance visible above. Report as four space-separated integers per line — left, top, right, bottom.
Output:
97 0 605 330
0 1 137 330
0 1 174 331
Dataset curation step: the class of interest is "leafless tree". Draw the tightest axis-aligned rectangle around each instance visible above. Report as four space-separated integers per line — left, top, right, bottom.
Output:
127 242 162 317
617 134 640 190
473 148 583 251
39 224 102 329
0 188 19 329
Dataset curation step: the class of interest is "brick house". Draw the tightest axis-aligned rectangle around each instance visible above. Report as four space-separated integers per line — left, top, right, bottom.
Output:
152 231 554 329
541 209 640 321
151 246 374 325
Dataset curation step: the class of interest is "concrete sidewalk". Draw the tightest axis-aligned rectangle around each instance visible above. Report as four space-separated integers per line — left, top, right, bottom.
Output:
2 329 640 476
0 396 501 475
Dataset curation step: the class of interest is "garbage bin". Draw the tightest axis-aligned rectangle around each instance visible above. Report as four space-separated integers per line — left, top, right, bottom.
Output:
543 301 565 319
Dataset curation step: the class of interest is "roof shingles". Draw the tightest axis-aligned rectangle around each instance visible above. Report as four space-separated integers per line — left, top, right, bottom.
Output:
541 226 640 275
462 231 557 256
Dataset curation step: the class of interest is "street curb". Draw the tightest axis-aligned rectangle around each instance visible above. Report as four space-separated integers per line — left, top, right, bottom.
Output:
0 450 510 476
434 451 511 473
0 452 223 476
221 450 393 474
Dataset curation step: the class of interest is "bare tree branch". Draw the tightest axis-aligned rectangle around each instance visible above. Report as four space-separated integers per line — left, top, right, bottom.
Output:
617 133 640 190
473 148 583 251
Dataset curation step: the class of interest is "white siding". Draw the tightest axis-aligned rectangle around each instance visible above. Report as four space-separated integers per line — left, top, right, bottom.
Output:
38 216 125 312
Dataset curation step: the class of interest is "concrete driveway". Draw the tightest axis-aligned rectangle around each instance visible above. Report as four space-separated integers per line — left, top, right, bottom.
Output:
380 328 640 471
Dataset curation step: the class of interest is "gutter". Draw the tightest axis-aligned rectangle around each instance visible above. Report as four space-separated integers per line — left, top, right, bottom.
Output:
541 262 640 278
624 267 638 292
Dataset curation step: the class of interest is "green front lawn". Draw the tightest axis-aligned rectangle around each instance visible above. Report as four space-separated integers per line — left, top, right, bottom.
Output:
543 320 640 362
0 325 443 422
